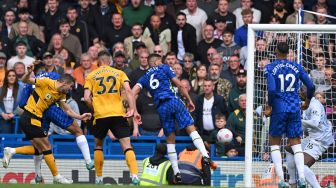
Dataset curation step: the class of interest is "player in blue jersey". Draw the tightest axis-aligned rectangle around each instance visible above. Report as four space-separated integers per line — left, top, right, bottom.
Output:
132 54 213 183
264 42 315 188
2 62 93 183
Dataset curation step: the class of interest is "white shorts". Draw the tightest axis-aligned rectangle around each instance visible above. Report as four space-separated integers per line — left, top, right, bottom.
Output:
301 138 328 161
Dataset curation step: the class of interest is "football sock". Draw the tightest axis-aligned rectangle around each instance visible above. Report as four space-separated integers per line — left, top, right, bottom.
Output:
190 131 209 158
270 145 284 181
167 144 179 175
305 165 320 188
15 145 35 155
124 148 138 176
94 149 104 177
34 155 43 177
76 135 91 164
43 150 58 176
285 151 297 185
291 144 305 180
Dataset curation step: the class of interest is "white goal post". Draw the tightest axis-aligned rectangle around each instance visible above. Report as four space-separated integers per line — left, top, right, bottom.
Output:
245 24 336 188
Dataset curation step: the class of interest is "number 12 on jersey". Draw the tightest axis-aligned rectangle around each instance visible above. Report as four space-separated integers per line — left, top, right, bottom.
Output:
278 73 295 92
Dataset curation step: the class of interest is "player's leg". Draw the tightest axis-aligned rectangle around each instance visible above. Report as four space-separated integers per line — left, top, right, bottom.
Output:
166 131 182 183
288 112 306 187
44 105 93 169
269 113 286 186
92 117 110 184
31 137 72 184
285 145 297 186
111 117 139 185
303 153 320 188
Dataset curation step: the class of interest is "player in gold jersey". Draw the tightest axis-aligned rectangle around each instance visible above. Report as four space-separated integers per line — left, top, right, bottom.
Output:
18 64 91 184
84 50 140 185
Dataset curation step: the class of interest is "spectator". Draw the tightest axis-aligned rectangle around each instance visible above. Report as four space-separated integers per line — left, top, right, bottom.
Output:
213 17 226 41
313 0 329 13
42 52 64 74
40 0 65 44
11 21 46 59
197 0 217 16
181 0 207 43
165 51 178 67
48 33 64 55
124 23 154 60
128 42 149 70
88 45 99 66
211 53 226 71
112 50 132 75
217 30 241 64
224 143 239 157
181 53 197 81
91 0 117 40
9 8 44 42
57 18 82 62
52 54 66 68
73 53 98 86
173 63 183 80
194 79 228 139
143 0 155 7
143 15 171 55
1 9 16 38
103 13 131 50
172 12 197 62
0 70 22 133
227 69 246 113
310 53 329 92
197 24 222 67
7 41 35 70
67 6 90 52
136 89 163 136
226 93 246 156
13 62 25 80
146 0 175 31
220 54 241 87
153 45 164 57
272 0 289 24
206 47 217 65
59 48 78 69
207 0 236 34
233 0 261 28
166 0 186 19
209 63 232 102
180 79 198 107
285 0 314 24
122 0 153 26
209 113 227 156
325 73 336 108
78 0 99 44
0 52 6 86
234 9 252 47
129 51 149 87
191 64 207 95
253 0 274 24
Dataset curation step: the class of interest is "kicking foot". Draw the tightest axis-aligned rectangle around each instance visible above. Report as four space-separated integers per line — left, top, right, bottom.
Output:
2 147 15 168
86 161 94 170
174 172 182 184
35 175 44 184
53 174 73 184
131 176 140 185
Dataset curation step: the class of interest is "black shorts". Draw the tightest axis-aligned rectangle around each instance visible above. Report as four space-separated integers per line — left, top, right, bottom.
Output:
92 116 131 140
20 111 48 140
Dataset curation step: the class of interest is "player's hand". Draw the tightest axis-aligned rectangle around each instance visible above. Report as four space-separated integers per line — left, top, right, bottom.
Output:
132 127 141 139
133 112 142 125
1 113 10 120
264 106 272 117
80 113 92 122
236 136 243 144
27 64 34 73
157 129 164 137
301 102 309 110
7 113 14 119
187 101 195 112
124 108 134 118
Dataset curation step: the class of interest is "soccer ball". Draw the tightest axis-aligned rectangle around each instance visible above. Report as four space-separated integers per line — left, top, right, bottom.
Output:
217 128 233 144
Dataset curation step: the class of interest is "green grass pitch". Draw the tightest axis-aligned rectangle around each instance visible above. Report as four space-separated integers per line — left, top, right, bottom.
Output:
0 184 212 188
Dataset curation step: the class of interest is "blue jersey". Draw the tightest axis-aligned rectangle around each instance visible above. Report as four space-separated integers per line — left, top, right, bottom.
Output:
18 71 61 108
137 64 177 107
265 59 315 114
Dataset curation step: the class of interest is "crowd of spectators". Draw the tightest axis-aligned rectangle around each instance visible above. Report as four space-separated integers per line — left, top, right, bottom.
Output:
0 0 336 158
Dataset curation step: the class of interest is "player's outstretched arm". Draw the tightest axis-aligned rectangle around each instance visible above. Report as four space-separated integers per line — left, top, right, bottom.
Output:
22 64 36 84
83 89 94 111
171 77 195 112
59 101 92 121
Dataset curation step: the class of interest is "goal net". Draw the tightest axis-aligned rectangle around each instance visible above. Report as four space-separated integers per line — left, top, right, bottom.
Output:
245 24 336 188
